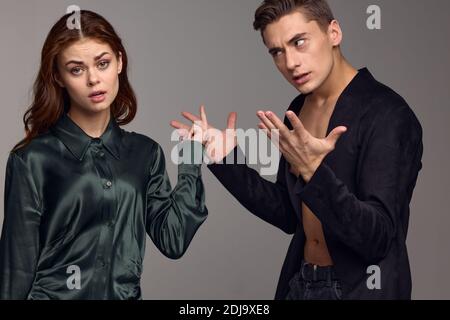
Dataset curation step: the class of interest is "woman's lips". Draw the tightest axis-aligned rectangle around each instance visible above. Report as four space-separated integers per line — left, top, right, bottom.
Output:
293 72 311 85
89 91 107 103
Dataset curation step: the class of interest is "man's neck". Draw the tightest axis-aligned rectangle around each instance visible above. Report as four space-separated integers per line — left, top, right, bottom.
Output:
308 57 358 106
67 105 111 138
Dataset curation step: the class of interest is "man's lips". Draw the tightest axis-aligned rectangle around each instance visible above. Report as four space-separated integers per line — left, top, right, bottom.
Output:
292 72 311 84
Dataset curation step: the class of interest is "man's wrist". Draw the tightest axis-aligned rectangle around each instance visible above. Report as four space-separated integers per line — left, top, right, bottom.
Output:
299 159 323 183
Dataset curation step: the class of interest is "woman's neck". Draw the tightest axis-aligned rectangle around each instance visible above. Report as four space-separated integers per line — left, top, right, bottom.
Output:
67 106 111 138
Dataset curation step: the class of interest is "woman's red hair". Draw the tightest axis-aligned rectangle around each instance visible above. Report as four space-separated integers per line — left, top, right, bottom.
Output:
13 10 137 151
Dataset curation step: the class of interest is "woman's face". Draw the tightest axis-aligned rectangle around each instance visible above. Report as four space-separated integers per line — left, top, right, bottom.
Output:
56 38 122 115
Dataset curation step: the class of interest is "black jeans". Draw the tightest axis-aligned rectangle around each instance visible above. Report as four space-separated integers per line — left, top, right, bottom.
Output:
286 260 343 300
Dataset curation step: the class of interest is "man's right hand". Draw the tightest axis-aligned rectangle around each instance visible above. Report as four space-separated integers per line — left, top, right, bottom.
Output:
170 106 238 164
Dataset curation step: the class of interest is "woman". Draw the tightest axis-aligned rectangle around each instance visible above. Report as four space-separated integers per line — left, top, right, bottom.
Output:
0 10 208 300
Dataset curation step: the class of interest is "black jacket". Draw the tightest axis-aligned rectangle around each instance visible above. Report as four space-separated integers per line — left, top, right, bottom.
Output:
208 68 423 299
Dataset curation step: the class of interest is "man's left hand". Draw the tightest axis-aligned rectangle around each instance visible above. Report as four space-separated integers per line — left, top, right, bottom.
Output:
257 110 347 183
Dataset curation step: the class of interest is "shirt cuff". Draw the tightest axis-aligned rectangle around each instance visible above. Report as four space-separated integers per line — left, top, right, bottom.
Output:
294 162 336 203
177 140 204 177
207 145 246 170
177 140 205 165
178 163 202 177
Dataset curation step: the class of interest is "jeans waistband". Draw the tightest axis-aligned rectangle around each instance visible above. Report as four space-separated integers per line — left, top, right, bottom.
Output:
300 260 338 283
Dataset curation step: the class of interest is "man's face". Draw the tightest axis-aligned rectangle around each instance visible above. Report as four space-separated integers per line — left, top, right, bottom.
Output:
263 11 341 94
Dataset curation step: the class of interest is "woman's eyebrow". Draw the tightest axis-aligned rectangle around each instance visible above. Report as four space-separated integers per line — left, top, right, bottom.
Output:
94 51 110 61
65 52 111 66
65 60 83 66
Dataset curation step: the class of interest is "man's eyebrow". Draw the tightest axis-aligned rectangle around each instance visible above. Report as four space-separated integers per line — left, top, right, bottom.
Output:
287 33 308 45
268 47 282 55
267 33 308 55
65 52 111 66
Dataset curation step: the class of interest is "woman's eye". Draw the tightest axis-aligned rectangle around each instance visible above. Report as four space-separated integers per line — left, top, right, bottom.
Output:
98 61 110 69
71 67 83 75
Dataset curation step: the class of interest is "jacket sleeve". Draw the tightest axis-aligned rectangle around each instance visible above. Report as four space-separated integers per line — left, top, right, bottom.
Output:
0 152 42 300
145 141 208 259
293 105 423 263
207 146 298 235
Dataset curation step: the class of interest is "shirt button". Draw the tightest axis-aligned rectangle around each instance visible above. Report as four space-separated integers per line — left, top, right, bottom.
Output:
98 151 105 158
98 258 106 267
104 180 112 189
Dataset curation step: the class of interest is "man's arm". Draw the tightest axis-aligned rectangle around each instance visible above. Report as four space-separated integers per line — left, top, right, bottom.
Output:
208 146 298 235
171 106 298 235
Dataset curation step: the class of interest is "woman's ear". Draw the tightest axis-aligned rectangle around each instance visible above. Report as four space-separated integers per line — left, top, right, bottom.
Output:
54 72 65 88
117 52 123 75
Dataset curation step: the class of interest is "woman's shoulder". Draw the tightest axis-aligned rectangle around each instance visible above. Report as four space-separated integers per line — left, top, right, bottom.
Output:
120 129 162 152
11 131 58 161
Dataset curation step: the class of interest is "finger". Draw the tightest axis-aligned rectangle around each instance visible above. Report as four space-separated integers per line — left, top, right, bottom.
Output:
257 111 277 131
200 105 208 128
182 111 201 123
326 126 348 147
264 111 290 137
286 111 306 134
259 124 271 140
170 120 191 130
227 112 237 130
176 128 189 140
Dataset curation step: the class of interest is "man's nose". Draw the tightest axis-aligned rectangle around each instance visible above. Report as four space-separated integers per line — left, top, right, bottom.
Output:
285 49 301 71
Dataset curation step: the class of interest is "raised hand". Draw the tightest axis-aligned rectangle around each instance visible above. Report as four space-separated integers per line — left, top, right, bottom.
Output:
257 110 347 182
170 106 238 163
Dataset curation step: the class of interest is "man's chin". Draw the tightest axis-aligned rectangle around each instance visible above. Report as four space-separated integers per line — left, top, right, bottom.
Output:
295 85 314 95
289 80 314 95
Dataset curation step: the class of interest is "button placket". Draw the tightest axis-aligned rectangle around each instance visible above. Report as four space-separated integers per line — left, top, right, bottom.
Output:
89 138 117 297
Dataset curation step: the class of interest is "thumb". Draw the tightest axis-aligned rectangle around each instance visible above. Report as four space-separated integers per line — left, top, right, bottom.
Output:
227 112 237 130
326 126 347 147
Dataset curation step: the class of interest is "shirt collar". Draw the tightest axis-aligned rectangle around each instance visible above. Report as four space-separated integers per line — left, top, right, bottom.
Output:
51 112 123 161
287 67 375 132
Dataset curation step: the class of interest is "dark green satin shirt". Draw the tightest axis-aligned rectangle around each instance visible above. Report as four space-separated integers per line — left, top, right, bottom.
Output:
0 113 208 300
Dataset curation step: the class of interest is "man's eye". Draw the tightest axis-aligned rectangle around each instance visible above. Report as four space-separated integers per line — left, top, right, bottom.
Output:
271 50 282 58
295 39 305 47
71 67 83 75
98 60 110 70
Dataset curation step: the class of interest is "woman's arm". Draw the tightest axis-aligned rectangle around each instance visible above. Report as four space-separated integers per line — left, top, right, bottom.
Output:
145 141 207 259
0 152 42 299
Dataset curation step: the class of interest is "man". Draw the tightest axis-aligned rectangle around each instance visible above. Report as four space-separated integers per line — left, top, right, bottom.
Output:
171 0 423 300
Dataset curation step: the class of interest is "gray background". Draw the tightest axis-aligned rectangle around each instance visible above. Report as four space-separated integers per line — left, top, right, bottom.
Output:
0 0 449 299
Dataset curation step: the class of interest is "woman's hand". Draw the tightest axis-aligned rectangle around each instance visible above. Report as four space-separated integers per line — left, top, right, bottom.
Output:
171 106 238 163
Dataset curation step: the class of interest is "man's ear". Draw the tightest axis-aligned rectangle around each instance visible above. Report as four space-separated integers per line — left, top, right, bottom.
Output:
117 52 123 75
328 20 343 47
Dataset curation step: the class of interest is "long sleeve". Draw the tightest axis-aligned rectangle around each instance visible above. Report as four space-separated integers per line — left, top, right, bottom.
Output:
208 146 298 235
294 105 423 263
145 141 208 259
0 152 42 300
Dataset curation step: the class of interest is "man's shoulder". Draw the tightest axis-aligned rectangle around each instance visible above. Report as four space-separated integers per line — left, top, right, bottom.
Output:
364 76 421 130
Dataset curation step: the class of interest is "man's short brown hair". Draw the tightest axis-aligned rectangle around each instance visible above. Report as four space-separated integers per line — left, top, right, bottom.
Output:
253 0 335 34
